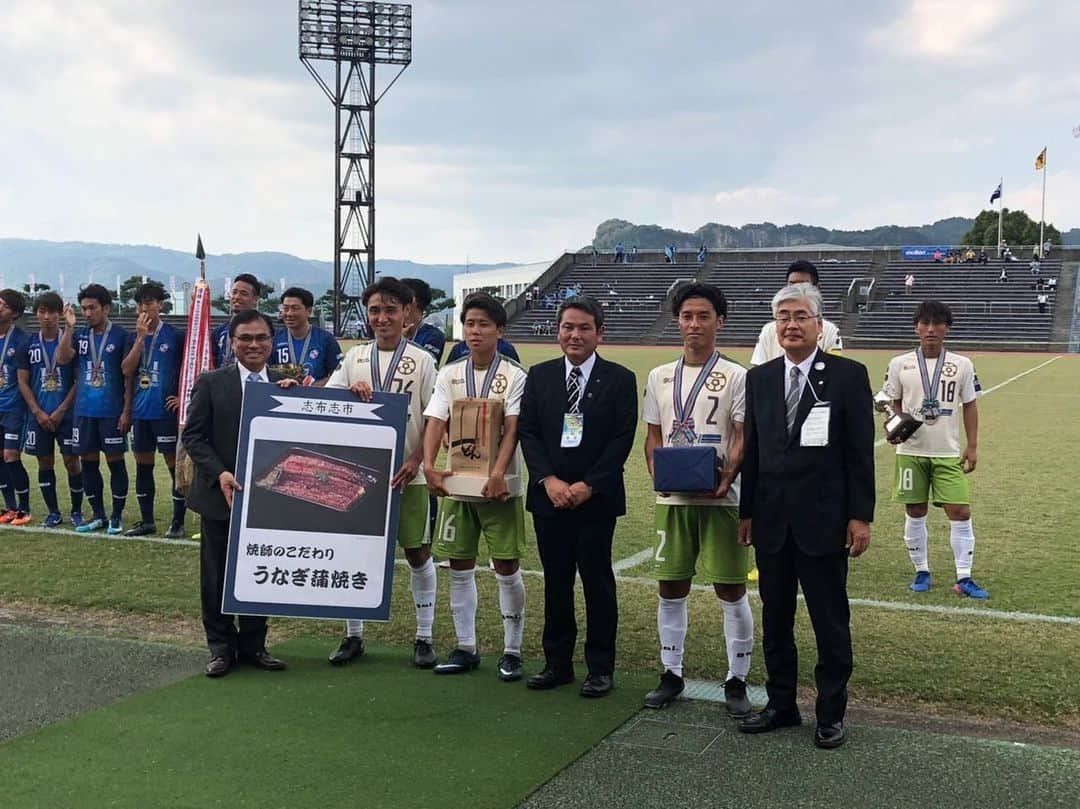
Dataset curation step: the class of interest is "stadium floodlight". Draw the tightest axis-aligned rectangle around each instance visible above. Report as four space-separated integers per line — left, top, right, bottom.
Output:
299 1 413 336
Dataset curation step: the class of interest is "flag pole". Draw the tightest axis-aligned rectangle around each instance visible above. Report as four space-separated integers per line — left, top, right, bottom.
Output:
1039 154 1047 258
996 177 1003 258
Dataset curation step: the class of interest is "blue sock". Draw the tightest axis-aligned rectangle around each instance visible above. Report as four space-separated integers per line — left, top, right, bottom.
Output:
39 468 60 514
107 459 128 521
135 463 156 524
69 470 84 514
8 459 30 513
82 460 104 519
0 461 13 510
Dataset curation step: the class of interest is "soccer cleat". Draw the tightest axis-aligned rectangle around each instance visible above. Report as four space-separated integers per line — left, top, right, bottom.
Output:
124 522 157 537
10 511 32 527
43 512 64 528
328 636 365 666
910 571 932 592
747 567 759 583
75 517 105 533
413 638 437 669
954 578 989 599
0 509 18 524
497 653 524 682
433 648 481 675
70 511 85 528
164 522 186 539
723 676 752 718
107 518 124 535
644 670 685 709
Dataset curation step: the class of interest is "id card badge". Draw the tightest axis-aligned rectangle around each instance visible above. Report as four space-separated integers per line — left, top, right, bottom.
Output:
561 412 584 448
800 403 831 447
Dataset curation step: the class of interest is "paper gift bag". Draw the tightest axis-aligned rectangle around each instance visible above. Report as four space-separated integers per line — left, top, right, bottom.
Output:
449 397 505 477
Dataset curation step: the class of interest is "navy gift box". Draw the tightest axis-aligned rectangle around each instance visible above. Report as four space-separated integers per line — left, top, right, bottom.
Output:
653 446 718 493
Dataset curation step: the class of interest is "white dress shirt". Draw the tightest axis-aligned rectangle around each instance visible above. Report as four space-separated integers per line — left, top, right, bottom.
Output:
564 351 597 388
237 362 269 384
783 351 817 403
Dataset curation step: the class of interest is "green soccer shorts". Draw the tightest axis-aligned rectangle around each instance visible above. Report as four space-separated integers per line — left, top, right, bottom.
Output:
653 504 749 584
396 484 433 549
434 497 526 561
892 454 971 507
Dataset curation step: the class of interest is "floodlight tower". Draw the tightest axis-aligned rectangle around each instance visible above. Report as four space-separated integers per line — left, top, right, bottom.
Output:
299 1 412 335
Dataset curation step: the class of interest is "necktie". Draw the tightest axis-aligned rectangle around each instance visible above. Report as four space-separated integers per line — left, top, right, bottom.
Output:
567 367 583 414
785 366 801 433
246 372 261 384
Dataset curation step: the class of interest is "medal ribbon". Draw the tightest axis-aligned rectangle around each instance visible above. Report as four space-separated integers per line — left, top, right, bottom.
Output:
0 328 15 384
915 347 946 407
39 333 60 389
139 322 164 379
671 352 720 442
465 354 502 398
88 321 113 378
287 328 314 370
369 339 407 392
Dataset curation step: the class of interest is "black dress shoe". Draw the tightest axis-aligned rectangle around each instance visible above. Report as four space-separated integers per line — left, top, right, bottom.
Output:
580 673 613 698
328 636 364 666
239 650 287 671
814 721 846 749
205 655 232 678
738 706 802 734
526 666 574 690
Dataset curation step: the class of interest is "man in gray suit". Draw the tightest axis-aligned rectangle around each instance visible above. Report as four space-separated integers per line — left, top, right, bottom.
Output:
183 309 296 678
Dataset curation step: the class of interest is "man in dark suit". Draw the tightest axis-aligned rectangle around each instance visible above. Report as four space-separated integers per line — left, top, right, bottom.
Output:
736 283 874 749
518 296 637 697
183 309 293 678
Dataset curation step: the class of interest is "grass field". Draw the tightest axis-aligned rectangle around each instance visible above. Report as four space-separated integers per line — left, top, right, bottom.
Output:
1 344 1077 727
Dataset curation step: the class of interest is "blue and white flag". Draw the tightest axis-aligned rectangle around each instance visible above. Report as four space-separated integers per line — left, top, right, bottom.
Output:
989 182 1002 204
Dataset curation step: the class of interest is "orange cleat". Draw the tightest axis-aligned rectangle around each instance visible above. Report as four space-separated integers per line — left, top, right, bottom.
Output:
0 509 18 524
10 511 32 526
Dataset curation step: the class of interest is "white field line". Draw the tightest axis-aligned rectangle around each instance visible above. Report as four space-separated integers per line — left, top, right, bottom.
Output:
2 525 1077 627
612 547 654 572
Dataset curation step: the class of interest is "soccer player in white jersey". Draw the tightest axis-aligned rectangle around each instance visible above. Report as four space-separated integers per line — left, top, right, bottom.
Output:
324 277 440 667
642 283 754 715
423 292 528 681
882 300 987 598
750 261 842 366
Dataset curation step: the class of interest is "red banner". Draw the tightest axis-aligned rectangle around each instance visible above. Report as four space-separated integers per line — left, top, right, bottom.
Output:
178 279 214 426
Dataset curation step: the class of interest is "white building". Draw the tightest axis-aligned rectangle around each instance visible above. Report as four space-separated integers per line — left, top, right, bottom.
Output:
451 261 550 338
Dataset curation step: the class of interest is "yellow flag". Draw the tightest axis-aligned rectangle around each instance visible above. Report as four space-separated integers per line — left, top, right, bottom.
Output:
1035 147 1046 170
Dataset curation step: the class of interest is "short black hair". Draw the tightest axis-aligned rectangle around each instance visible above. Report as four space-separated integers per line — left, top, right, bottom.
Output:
671 283 727 318
400 278 432 312
135 282 167 303
281 286 314 309
0 289 26 316
78 283 112 308
34 291 64 314
786 260 820 285
228 308 276 338
460 292 507 327
913 299 953 327
232 273 261 297
361 276 414 308
557 295 605 329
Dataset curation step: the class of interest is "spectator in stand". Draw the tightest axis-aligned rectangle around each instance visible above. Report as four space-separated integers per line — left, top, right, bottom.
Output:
629 246 638 264
932 249 944 262
1029 258 1041 276
665 245 675 264
997 267 1008 284
614 243 625 264
963 248 976 262
1048 277 1057 290
591 247 599 267
904 274 915 295
1043 240 1052 257
978 249 989 264
1037 292 1049 314
1003 246 1017 262
697 244 708 264
524 289 533 310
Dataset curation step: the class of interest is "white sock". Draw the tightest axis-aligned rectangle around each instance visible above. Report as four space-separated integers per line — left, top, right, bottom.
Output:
449 567 478 653
495 570 526 656
410 557 437 642
950 519 975 579
904 514 929 573
344 619 364 638
720 594 754 682
657 596 688 678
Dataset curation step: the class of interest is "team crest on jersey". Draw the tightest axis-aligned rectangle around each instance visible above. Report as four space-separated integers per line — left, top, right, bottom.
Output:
106 344 116 352
705 371 727 392
942 362 958 378
491 373 508 394
160 344 169 353
5 348 14 357
309 349 320 359
399 356 416 375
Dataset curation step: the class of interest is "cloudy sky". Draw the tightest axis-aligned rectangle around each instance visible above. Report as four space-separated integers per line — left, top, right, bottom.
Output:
0 0 1077 264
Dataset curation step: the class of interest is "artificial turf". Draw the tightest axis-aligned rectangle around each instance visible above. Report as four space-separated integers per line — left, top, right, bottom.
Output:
1 637 650 809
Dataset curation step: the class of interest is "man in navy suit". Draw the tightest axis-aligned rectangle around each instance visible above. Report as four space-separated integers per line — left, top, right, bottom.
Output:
737 283 874 749
517 296 637 697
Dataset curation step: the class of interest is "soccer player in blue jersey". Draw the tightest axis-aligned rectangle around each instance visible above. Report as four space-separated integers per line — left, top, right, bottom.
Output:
401 278 447 366
0 290 34 525
55 284 134 534
120 283 187 538
445 335 519 364
211 273 261 368
16 292 83 527
271 287 342 386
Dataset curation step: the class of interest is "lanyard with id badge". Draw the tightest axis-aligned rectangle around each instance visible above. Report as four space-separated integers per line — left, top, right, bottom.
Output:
800 362 830 447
